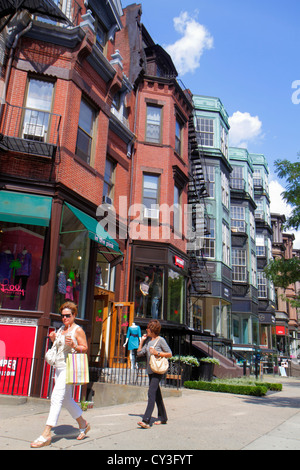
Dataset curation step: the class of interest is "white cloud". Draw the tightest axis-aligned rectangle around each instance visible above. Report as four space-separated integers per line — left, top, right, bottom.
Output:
165 11 213 76
228 111 263 148
269 180 291 216
269 179 300 249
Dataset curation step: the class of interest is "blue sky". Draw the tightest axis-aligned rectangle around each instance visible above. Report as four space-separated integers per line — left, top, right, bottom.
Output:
121 0 300 245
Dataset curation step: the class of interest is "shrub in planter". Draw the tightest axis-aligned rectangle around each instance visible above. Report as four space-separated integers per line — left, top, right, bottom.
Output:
199 358 220 382
169 356 200 383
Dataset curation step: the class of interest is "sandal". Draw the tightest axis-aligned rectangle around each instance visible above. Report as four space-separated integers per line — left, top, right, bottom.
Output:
137 421 151 429
31 435 51 448
77 422 91 440
154 421 167 425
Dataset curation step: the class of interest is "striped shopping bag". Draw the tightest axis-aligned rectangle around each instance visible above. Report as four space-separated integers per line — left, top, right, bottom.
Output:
66 353 89 385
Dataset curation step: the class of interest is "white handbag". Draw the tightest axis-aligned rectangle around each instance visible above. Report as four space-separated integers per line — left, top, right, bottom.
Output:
45 334 59 366
149 337 169 375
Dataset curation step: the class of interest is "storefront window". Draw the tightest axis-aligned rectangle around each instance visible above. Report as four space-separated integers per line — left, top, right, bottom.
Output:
192 298 203 330
54 205 90 318
134 266 164 319
95 252 115 291
167 269 185 323
0 222 46 310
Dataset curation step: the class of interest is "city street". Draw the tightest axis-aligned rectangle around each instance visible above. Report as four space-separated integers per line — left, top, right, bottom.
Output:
1 377 300 453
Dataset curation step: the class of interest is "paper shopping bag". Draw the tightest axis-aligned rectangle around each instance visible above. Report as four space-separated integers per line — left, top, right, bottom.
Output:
66 353 89 385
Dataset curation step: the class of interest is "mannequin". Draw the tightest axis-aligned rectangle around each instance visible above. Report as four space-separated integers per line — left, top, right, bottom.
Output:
137 276 150 317
123 322 142 369
57 266 67 307
16 248 31 300
0 248 14 282
151 273 162 319
0 247 14 307
95 263 102 287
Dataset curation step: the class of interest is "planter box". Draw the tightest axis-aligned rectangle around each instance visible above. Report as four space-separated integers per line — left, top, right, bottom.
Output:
199 362 214 382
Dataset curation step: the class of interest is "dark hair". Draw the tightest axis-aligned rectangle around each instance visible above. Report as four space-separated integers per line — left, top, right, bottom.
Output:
59 301 78 317
147 319 161 336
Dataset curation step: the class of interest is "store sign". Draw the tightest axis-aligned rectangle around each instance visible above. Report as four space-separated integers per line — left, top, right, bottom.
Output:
0 320 37 396
174 256 185 269
276 326 287 336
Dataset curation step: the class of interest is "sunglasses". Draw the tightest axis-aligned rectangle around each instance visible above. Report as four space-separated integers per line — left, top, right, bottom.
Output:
61 314 72 318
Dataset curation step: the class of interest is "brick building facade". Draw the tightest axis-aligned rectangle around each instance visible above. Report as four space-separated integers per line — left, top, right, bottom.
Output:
0 0 197 395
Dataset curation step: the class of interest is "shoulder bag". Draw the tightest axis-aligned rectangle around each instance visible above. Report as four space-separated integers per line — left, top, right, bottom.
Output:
149 337 169 375
45 335 58 366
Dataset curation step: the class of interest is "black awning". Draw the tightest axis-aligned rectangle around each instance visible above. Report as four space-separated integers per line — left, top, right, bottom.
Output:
0 0 72 24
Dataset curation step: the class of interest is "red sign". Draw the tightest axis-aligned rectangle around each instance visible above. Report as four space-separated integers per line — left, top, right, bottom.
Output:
175 256 185 269
276 326 287 336
0 322 37 396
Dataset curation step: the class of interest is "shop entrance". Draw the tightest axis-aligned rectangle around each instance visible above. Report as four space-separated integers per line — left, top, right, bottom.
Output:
109 302 134 368
91 294 134 368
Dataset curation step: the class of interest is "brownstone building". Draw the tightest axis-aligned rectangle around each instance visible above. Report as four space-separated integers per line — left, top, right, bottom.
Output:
0 0 135 395
116 5 193 351
0 0 199 396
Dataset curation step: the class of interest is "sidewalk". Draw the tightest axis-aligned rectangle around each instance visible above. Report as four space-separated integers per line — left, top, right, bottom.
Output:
1 378 300 451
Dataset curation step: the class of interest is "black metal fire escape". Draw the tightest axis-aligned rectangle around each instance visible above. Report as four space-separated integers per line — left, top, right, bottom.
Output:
188 111 212 296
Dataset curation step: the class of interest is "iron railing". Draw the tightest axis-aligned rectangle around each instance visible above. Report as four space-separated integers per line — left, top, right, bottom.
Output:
0 103 61 147
0 355 182 399
89 356 182 389
0 357 37 396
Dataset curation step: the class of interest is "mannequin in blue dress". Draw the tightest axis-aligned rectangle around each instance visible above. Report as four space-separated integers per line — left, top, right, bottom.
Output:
123 322 142 369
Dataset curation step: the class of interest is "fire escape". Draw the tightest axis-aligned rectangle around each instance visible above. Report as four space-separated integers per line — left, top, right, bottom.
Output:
188 111 212 297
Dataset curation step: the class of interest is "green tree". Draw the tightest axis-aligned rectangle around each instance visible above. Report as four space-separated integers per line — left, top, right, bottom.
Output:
264 158 300 307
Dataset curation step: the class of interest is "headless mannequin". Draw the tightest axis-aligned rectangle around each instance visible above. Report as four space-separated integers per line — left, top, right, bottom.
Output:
123 322 142 369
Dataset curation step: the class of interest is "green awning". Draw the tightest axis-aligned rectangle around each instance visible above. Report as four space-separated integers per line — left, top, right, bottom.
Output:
65 203 121 254
0 190 52 226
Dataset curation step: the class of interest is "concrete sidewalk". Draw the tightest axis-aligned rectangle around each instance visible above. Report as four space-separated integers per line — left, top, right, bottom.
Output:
1 378 300 451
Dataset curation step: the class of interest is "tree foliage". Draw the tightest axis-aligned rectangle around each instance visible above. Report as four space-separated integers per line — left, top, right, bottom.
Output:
264 257 300 289
274 158 300 230
264 158 300 306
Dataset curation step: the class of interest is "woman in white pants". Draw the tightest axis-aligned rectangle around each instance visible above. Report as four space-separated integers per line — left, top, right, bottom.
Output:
31 302 90 448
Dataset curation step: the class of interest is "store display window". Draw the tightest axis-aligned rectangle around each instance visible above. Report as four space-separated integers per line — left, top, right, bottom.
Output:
134 266 164 319
95 252 115 291
0 222 46 310
54 205 91 319
167 269 185 323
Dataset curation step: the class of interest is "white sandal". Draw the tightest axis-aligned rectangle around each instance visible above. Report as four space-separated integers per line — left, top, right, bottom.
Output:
77 423 90 440
31 435 51 448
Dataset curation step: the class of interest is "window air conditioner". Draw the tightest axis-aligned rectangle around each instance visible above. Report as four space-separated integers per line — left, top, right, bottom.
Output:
102 195 112 205
144 207 159 220
23 123 45 139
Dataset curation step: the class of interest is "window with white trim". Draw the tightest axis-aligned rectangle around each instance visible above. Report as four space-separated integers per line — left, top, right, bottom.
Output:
221 172 229 208
196 118 214 147
222 222 230 266
256 234 266 257
231 205 246 232
220 125 228 157
251 251 257 287
232 249 247 282
206 166 215 198
146 105 162 144
249 211 255 240
201 218 215 259
257 271 267 298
